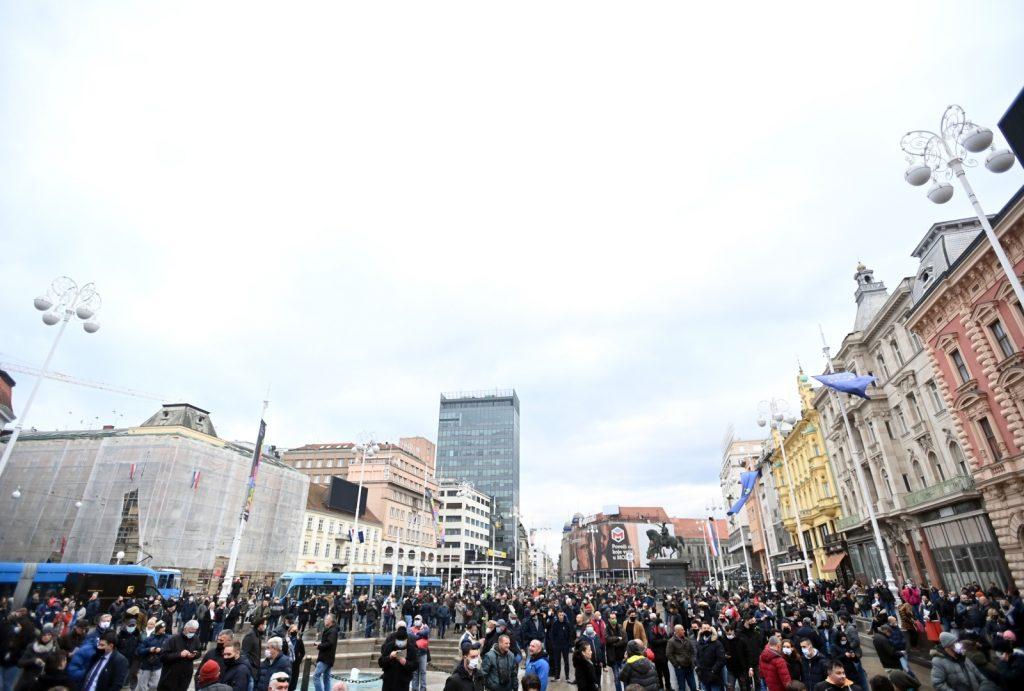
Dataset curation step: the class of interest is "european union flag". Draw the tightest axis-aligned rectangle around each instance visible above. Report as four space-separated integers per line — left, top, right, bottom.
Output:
813 371 876 399
727 469 761 516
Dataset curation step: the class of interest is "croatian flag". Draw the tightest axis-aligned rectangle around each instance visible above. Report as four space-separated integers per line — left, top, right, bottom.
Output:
707 518 720 557
191 470 201 490
348 529 364 543
813 371 877 400
727 469 761 516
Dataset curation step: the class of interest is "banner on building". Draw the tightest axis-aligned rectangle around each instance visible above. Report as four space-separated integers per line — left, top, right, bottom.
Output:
426 488 444 547
727 469 761 516
241 419 267 521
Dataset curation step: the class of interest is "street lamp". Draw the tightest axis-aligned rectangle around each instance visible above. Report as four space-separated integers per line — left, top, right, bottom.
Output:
492 511 504 591
757 399 815 586
115 550 125 565
0 277 102 481
585 525 598 584
345 441 378 597
901 105 1022 307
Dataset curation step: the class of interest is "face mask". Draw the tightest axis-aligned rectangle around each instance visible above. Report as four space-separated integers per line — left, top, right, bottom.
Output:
184 632 195 639
953 643 964 655
126 625 136 632
585 628 595 636
395 640 407 648
725 634 735 639
13 626 21 634
468 658 480 669
782 648 792 655
702 634 711 640
839 640 847 646
802 649 811 658
99 622 110 630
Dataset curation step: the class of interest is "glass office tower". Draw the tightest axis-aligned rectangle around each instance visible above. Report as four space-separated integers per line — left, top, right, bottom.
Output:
437 390 520 553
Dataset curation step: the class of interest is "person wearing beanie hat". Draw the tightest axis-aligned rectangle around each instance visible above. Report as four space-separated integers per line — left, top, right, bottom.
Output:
931 630 986 691
197 660 222 688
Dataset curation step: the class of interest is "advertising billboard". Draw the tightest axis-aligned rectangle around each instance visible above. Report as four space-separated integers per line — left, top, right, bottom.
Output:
571 521 674 571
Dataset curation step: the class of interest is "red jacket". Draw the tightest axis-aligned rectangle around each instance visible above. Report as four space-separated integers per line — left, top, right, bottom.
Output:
758 646 791 691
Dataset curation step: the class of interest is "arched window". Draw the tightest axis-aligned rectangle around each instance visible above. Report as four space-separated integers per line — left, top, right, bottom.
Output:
384 546 394 558
911 459 926 488
928 451 945 482
949 442 969 476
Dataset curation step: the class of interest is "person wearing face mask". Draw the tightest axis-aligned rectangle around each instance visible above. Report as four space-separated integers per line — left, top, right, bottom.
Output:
444 642 484 691
116 616 142 691
798 639 827 690
623 611 648 649
218 642 251 691
779 639 801 686
82 631 129 691
545 612 572 682
757 636 791 691
155 621 200 691
67 614 114 687
286 624 304 685
720 625 751 691
695 625 726 691
930 632 986 691
15 626 56 691
379 626 418 691
578 622 604 677
254 638 290 691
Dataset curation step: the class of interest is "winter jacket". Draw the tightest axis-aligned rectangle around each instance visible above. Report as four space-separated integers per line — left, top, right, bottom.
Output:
872 632 902 670
524 653 550 691
255 654 291 691
666 634 695 668
220 657 252 691
695 634 726 685
621 620 648 648
378 636 418 691
316 625 338 665
156 632 201 691
619 654 659 691
758 647 791 691
573 653 600 691
116 627 142 662
801 652 828 689
481 647 517 691
137 633 170 671
443 663 485 691
66 631 99 684
930 647 986 691
83 650 130 691
241 629 263 670
604 622 626 665
546 619 573 651
721 634 749 675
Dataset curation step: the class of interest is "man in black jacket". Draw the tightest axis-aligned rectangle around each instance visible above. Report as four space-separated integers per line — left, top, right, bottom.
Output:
83 631 130 691
219 641 252 691
313 614 338 691
156 621 201 691
871 626 902 671
545 612 573 682
798 639 828 690
242 617 267 671
444 642 484 691
695 626 726 691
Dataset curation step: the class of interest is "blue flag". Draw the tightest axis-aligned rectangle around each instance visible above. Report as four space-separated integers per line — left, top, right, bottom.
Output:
727 469 761 516
813 371 876 399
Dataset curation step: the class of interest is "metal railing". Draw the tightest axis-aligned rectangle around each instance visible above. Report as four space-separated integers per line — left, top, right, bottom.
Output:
835 514 863 532
903 474 976 508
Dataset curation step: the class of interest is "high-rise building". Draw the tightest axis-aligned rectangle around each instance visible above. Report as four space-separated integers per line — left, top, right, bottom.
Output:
436 390 520 552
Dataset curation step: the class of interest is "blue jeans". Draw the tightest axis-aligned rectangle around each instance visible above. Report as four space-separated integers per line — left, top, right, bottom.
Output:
313 661 332 691
404 615 413 628
1 666 21 691
673 666 697 691
411 652 428 691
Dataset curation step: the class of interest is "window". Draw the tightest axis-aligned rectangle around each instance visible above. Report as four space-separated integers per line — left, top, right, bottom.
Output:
303 541 309 555
902 474 912 492
877 352 890 379
910 330 924 352
927 380 945 413
891 339 905 366
907 393 923 423
306 516 313 530
978 417 1002 462
990 320 1015 358
324 543 331 557
317 518 324 532
885 420 895 440
895 406 909 435
950 442 969 476
313 542 319 554
950 349 971 384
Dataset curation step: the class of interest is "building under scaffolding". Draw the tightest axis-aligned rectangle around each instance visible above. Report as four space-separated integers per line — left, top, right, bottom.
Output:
0 403 308 591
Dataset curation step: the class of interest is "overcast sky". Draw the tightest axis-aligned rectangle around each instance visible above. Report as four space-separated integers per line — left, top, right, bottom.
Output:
2 2 1023 556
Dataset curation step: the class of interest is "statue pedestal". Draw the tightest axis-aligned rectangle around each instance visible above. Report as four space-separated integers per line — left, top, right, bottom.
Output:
648 559 690 588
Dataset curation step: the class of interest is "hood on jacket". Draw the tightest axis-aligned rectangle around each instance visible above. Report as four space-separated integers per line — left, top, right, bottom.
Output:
625 654 655 672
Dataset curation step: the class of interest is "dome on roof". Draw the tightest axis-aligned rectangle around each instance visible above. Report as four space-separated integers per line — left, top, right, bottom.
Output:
856 262 866 272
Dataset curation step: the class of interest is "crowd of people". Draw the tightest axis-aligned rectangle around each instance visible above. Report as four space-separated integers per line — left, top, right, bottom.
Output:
2 576 1024 691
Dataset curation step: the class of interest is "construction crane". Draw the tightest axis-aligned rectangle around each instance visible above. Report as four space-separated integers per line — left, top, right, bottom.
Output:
0 360 169 402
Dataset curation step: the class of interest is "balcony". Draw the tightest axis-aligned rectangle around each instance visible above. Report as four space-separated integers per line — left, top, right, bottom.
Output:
903 475 976 509
799 508 815 521
835 515 863 532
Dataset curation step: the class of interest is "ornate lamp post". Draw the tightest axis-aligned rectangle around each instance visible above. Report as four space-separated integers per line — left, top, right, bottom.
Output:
901 105 1020 306
0 277 102 481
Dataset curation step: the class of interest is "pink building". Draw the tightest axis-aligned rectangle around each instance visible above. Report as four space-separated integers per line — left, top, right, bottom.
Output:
907 187 1024 585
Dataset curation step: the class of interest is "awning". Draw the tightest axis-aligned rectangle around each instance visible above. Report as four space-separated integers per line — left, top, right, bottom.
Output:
776 561 807 573
821 552 848 574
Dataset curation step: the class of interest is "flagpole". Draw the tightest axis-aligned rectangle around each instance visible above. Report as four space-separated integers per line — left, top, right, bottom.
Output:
701 522 715 590
218 398 269 601
346 441 376 597
818 327 901 604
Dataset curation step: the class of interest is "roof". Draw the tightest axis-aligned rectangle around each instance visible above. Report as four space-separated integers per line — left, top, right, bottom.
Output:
140 403 217 437
305 483 382 524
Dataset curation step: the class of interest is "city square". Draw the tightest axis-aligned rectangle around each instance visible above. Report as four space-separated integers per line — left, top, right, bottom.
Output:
2 4 1024 691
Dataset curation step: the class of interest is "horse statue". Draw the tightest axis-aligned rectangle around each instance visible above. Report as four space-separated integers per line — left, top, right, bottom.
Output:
645 523 682 559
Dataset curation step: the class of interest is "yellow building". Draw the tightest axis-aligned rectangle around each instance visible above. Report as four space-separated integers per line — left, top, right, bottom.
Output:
771 372 844 580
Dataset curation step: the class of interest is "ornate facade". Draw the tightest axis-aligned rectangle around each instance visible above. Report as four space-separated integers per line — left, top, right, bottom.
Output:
907 189 1024 586
771 375 843 580
814 264 1007 589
